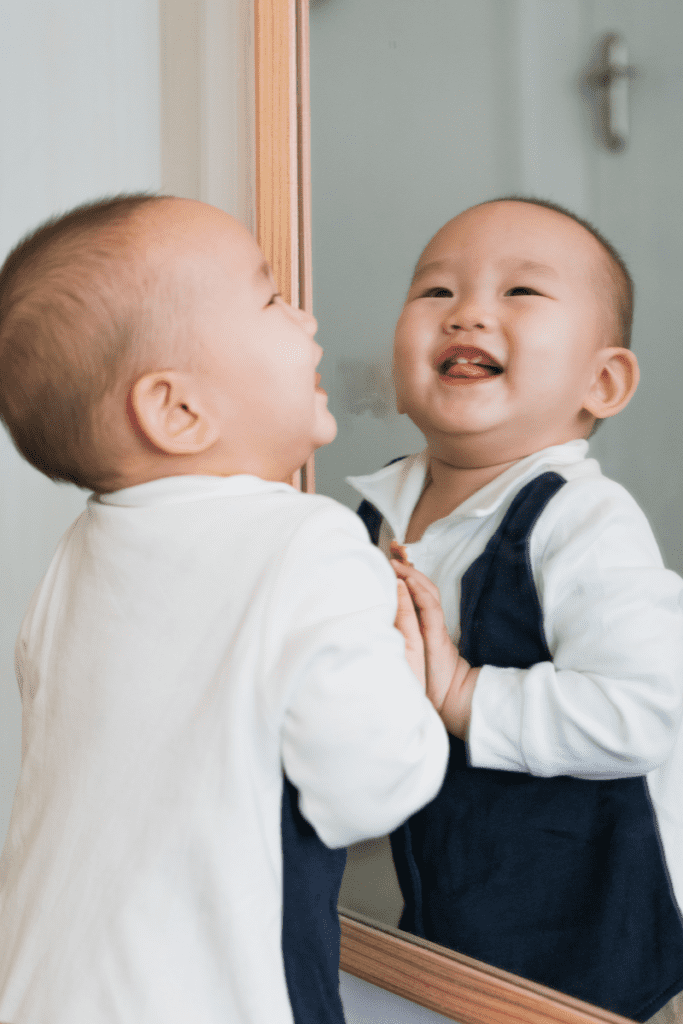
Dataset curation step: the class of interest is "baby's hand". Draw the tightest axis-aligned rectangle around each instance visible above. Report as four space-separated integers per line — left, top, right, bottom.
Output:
390 540 410 566
391 540 425 686
394 577 426 690
389 553 479 740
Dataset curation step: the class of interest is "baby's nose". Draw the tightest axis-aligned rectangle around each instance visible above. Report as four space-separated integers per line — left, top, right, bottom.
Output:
295 305 318 334
442 298 493 333
443 312 489 332
447 318 486 331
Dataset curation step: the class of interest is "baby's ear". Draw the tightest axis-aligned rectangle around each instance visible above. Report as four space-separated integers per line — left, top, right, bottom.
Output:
582 347 640 421
130 370 220 455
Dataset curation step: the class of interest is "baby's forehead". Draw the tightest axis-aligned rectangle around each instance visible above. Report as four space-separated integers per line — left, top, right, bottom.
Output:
133 198 263 284
415 203 608 284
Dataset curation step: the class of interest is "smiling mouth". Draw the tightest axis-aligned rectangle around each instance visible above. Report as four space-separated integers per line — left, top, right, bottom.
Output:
435 345 503 380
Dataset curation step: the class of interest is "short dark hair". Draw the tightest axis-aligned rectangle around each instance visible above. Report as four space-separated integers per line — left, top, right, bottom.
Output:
480 195 634 350
0 193 165 490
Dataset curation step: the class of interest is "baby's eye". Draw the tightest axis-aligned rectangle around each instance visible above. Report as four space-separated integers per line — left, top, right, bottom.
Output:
420 286 453 298
505 286 541 297
267 292 281 306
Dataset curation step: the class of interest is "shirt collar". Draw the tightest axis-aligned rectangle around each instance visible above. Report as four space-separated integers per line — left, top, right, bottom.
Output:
93 474 294 509
346 439 590 542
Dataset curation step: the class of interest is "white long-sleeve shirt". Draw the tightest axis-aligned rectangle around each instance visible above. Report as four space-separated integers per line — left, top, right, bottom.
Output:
348 439 683 915
0 474 448 1024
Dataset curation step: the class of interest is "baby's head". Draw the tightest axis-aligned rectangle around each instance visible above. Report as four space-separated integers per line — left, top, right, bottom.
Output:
392 198 639 468
0 195 336 492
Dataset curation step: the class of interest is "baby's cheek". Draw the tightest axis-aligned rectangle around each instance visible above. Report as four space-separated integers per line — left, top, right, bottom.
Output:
392 349 422 390
275 338 307 363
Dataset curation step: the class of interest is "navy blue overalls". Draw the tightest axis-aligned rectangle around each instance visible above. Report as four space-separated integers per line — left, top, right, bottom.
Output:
358 465 683 1022
281 775 347 1023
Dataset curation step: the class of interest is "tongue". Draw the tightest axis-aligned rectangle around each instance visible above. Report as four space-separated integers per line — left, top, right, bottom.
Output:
444 363 495 379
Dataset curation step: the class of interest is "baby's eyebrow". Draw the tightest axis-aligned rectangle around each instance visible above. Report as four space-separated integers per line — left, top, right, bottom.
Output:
498 259 559 278
411 257 560 285
410 260 450 285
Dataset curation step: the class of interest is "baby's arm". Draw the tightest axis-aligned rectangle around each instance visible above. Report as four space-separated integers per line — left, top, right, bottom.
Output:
390 541 479 739
275 504 449 849
465 478 683 778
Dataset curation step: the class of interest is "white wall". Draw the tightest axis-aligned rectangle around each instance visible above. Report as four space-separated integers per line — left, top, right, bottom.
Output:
160 0 254 229
0 0 162 845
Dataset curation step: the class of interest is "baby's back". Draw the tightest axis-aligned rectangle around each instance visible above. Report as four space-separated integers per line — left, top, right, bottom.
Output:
1 476 316 1022
0 474 448 1024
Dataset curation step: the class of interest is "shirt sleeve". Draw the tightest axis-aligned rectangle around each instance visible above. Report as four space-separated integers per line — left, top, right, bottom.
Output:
268 500 449 849
468 477 683 779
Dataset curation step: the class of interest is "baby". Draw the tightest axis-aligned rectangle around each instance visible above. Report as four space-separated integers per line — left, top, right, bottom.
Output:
348 198 683 1024
0 194 449 1024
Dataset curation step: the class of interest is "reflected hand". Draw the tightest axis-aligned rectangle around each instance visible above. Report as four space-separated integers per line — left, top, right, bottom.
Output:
389 549 479 739
394 577 426 690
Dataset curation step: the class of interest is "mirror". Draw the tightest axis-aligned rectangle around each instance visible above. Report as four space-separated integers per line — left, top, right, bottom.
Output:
300 1 682 1021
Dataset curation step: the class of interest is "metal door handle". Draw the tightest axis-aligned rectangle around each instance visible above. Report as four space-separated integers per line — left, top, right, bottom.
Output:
587 33 637 151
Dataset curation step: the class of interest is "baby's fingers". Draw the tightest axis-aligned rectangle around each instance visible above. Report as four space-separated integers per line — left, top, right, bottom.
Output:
394 577 420 634
389 540 412 566
394 579 426 689
393 566 459 714
391 560 445 616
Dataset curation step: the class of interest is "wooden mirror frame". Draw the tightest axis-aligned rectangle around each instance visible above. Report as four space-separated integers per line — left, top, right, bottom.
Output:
253 4 633 1022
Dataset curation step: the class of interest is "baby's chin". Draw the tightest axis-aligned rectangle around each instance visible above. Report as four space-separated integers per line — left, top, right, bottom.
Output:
312 409 338 449
433 420 590 466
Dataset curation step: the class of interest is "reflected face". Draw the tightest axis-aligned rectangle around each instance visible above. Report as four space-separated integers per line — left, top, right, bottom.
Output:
392 201 610 464
147 200 337 478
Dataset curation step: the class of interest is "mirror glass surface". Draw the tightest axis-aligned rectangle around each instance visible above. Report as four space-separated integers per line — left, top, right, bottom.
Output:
310 0 683 1008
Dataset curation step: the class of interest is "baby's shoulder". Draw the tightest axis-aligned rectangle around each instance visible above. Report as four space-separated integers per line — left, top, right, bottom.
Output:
530 463 661 567
540 459 648 522
278 489 372 536
262 491 398 623
264 490 380 563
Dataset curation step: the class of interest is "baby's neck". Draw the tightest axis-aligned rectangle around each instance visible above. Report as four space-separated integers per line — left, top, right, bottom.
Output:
405 455 516 544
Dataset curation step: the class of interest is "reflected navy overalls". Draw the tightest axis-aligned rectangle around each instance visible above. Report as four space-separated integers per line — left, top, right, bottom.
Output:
359 466 683 1022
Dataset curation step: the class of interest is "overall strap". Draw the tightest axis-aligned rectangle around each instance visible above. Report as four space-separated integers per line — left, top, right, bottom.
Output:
357 500 382 546
459 471 564 668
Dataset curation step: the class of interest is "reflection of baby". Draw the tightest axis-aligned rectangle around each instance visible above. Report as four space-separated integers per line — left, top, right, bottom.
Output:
0 195 449 1024
349 198 683 1023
